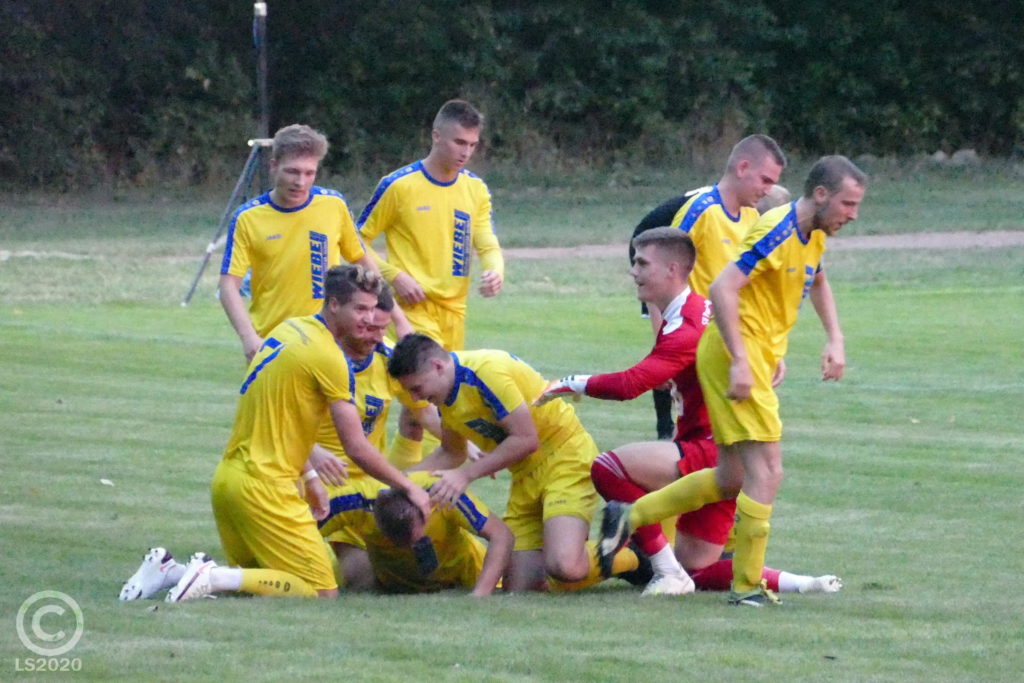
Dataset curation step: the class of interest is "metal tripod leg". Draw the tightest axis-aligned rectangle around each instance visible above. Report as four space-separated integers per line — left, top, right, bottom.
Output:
180 139 270 306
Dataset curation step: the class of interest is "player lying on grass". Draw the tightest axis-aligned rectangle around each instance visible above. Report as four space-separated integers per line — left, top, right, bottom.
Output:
318 471 512 596
596 156 866 606
120 266 430 602
539 227 840 597
387 334 646 592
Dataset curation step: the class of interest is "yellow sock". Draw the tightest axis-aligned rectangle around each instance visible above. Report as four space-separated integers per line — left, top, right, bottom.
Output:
548 542 638 592
239 569 318 597
731 492 772 593
661 518 677 546
629 468 725 529
387 434 423 470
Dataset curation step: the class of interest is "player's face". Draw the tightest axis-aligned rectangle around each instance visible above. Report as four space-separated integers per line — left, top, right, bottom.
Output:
812 176 865 236
397 359 450 405
630 245 673 304
270 154 319 208
431 122 480 175
738 156 783 208
329 289 378 340
341 308 389 359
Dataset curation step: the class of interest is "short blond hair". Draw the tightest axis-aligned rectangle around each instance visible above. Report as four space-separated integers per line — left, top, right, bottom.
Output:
272 124 328 161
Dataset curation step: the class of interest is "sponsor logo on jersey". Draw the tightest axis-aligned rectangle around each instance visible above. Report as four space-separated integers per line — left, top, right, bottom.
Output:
362 395 385 435
465 417 507 444
309 230 328 299
416 205 431 211
451 209 471 277
266 234 282 241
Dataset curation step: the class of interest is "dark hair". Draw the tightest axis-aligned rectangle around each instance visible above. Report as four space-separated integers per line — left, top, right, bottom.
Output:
373 488 424 547
433 99 484 130
376 283 395 313
388 333 447 379
631 226 696 272
727 134 787 171
324 265 383 307
803 155 868 198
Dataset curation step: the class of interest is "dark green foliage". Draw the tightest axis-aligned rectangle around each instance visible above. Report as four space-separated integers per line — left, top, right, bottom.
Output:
2 1 1021 186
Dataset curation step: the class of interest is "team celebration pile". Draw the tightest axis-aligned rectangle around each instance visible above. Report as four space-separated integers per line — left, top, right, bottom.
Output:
119 99 862 607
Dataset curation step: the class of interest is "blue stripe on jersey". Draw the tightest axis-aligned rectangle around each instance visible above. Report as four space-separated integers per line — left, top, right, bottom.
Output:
419 165 460 188
444 354 509 419
736 203 799 276
239 337 284 394
220 193 271 274
455 494 488 532
356 161 424 228
317 492 372 529
677 185 735 233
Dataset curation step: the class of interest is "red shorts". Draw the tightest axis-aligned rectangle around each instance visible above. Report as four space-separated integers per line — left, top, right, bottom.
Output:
673 437 735 545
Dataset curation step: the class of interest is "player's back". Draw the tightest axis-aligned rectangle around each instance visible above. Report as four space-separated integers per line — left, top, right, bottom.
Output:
223 314 353 482
441 350 585 475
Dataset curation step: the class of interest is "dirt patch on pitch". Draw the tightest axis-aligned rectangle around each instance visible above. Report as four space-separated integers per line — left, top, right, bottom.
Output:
505 230 1024 260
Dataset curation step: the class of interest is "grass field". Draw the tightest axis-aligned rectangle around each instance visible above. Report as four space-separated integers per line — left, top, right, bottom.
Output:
1 166 1023 680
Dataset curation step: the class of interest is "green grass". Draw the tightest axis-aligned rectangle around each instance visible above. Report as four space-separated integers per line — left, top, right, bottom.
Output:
1 177 1023 680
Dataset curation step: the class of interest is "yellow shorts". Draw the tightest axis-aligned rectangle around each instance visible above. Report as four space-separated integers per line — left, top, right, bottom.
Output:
211 460 337 591
318 478 379 551
696 321 781 445
404 298 465 351
504 428 600 551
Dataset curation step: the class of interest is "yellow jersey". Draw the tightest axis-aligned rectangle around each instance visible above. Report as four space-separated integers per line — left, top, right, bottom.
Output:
670 185 759 297
318 472 490 593
440 350 586 477
222 314 355 483
221 188 366 336
733 202 827 360
315 339 427 479
357 161 503 313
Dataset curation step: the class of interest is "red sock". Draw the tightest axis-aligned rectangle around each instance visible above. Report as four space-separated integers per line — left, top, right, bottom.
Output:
690 559 783 591
591 451 667 555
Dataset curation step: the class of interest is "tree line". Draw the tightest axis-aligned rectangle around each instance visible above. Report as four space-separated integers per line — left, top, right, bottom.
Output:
3 0 1022 187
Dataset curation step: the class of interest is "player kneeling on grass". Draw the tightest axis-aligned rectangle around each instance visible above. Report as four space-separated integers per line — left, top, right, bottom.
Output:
387 334 646 592
119 265 430 602
319 471 512 596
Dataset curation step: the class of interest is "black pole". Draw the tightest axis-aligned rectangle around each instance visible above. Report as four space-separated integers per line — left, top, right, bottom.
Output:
254 2 270 190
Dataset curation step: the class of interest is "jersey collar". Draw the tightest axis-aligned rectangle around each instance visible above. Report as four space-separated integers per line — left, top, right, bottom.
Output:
660 287 691 335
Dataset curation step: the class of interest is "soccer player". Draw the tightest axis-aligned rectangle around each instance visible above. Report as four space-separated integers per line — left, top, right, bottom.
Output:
121 265 431 602
305 288 440 486
219 123 410 363
317 471 513 596
358 100 504 464
628 190 705 440
667 134 786 301
540 227 840 597
387 334 641 591
598 156 867 606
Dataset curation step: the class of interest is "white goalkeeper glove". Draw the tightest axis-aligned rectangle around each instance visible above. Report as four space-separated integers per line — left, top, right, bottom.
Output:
535 375 591 405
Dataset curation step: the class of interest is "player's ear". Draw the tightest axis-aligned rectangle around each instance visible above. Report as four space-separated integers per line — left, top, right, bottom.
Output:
813 185 830 204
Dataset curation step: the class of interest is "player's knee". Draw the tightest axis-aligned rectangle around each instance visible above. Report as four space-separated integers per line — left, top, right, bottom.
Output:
745 518 770 540
545 554 588 583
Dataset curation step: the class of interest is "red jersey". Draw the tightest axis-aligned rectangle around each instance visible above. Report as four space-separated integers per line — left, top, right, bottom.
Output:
585 289 713 442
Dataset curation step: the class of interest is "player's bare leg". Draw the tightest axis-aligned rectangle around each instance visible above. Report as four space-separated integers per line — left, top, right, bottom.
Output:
728 440 783 605
331 542 375 591
505 549 547 592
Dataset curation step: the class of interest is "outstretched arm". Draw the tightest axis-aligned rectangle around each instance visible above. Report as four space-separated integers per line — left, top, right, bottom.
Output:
471 515 514 597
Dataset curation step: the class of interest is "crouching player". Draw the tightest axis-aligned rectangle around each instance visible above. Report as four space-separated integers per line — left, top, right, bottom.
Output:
540 228 840 597
119 266 430 602
387 334 644 592
318 471 512 596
